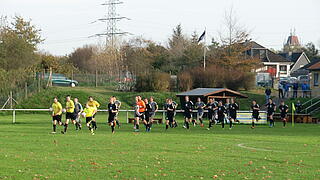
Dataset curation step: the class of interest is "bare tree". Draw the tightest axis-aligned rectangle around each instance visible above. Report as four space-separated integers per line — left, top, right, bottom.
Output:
219 7 250 47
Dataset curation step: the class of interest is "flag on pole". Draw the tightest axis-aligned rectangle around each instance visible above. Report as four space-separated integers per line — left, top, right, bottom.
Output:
198 30 206 43
292 103 295 127
292 103 296 111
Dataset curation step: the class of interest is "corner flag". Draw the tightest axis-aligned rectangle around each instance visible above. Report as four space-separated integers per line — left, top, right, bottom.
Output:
198 30 206 43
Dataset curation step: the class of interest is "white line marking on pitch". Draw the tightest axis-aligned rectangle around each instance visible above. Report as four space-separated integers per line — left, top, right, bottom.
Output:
237 143 283 152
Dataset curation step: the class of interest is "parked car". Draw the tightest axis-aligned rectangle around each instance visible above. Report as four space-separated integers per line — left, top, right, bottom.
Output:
297 75 310 83
52 78 78 87
280 77 297 84
38 73 79 87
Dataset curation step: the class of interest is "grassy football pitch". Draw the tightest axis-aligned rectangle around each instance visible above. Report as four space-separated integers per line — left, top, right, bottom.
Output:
0 114 319 180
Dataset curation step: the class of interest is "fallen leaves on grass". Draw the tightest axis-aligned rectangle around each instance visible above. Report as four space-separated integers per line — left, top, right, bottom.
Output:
244 161 253 166
212 175 218 179
90 162 98 166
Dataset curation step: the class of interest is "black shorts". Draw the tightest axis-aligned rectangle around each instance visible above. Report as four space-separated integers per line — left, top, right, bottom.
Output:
53 115 62 122
184 112 192 119
252 115 259 120
208 112 214 120
108 116 115 123
135 112 145 120
230 113 237 120
86 117 93 124
281 113 287 119
218 116 225 122
167 113 174 122
267 112 274 117
66 112 76 120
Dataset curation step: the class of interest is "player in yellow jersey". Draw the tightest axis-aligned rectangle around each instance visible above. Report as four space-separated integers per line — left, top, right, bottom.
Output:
87 96 100 130
50 97 63 134
83 104 95 135
61 95 75 134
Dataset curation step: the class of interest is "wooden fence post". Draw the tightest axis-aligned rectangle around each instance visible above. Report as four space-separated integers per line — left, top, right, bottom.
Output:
10 91 13 109
25 82 28 99
71 70 74 81
95 70 98 87
38 74 41 93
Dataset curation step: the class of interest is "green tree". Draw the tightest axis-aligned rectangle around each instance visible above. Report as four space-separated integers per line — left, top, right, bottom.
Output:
68 45 94 72
303 42 320 62
0 16 43 71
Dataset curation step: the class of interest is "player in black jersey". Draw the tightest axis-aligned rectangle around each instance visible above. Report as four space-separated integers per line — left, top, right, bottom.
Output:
224 99 231 128
113 96 121 128
228 98 239 129
251 100 260 129
278 100 289 128
217 101 227 129
144 98 153 132
165 98 176 130
206 98 217 130
266 98 276 127
183 96 194 129
107 97 118 133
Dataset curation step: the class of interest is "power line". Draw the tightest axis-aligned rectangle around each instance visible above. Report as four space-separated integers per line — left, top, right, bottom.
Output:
91 0 130 48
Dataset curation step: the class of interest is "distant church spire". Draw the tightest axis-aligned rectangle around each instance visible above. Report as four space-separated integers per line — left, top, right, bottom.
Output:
283 28 301 53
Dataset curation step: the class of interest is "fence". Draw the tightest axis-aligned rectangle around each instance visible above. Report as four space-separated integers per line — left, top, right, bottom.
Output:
0 77 46 108
280 89 313 98
0 109 267 125
72 72 117 87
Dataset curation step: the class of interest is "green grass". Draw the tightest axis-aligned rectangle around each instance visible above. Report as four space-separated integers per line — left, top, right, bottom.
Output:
0 114 319 180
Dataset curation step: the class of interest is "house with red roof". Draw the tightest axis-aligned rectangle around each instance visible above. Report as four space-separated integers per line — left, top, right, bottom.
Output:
244 41 292 78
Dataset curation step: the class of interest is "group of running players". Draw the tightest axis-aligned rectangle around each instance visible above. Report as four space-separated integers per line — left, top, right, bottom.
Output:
50 95 290 135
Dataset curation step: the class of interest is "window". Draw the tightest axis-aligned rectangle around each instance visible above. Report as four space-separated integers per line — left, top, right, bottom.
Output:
259 50 266 58
280 65 287 72
314 73 319 86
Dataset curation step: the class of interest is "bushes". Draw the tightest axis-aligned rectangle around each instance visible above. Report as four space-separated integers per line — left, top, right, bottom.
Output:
242 72 255 90
177 71 193 91
134 65 255 92
135 71 171 92
177 65 256 91
152 72 171 92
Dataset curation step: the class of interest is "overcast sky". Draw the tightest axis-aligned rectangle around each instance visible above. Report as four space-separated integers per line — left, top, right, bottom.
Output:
2 0 320 55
